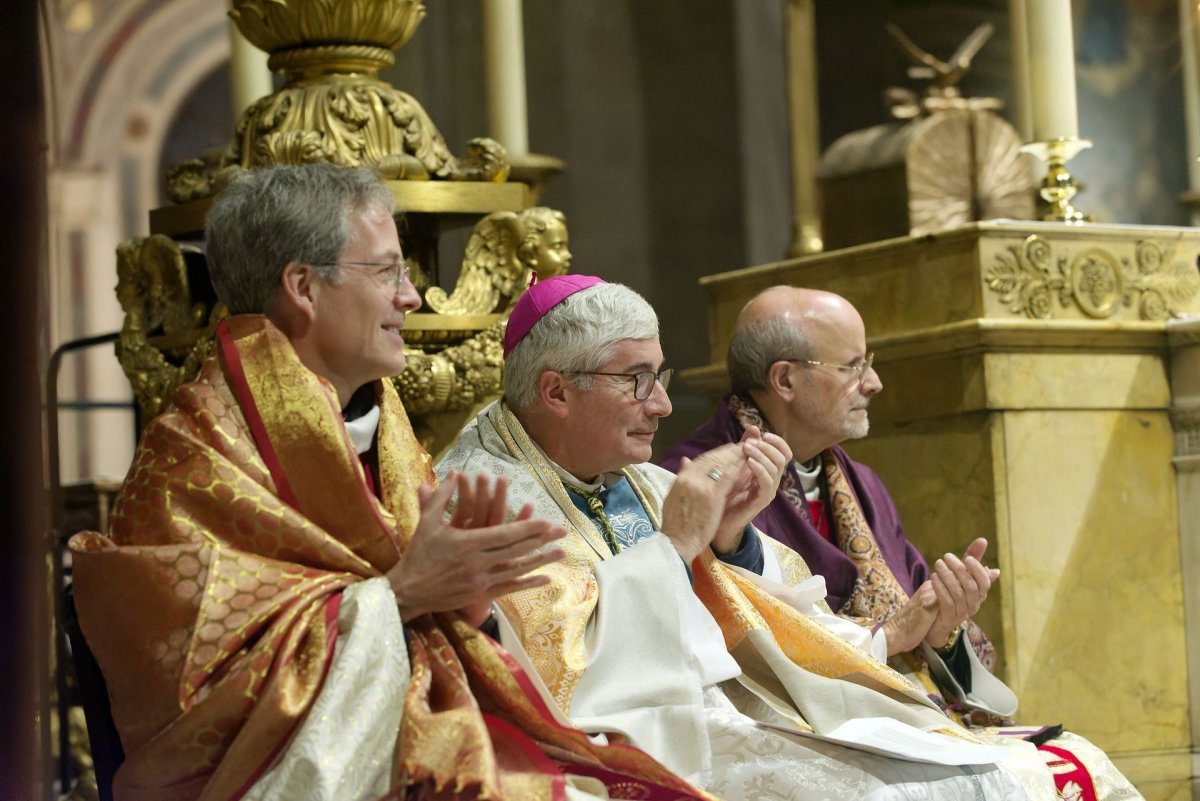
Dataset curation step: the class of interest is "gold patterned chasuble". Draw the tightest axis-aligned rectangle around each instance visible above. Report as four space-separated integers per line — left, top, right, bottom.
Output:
69 316 706 801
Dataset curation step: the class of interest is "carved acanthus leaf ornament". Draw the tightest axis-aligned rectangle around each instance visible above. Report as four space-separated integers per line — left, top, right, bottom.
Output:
165 0 508 202
986 235 1200 320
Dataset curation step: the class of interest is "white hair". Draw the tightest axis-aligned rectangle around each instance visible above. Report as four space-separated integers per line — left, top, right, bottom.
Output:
504 282 659 409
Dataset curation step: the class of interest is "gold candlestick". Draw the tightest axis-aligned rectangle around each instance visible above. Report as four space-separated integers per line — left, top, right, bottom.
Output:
1020 136 1093 222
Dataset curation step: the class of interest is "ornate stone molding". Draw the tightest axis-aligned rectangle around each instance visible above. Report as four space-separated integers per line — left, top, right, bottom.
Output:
986 235 1200 321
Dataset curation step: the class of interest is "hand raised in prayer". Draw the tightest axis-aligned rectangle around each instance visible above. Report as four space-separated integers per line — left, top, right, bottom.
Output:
923 537 1000 650
882 580 939 656
709 426 792 555
660 443 746 562
387 470 566 627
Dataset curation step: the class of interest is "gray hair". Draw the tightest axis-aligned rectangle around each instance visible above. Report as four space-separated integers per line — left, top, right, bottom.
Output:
728 316 814 394
204 164 394 314
504 282 659 409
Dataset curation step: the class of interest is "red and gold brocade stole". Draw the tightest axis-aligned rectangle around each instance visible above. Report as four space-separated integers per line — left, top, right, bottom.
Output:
228 318 711 800
220 318 525 798
219 316 422 566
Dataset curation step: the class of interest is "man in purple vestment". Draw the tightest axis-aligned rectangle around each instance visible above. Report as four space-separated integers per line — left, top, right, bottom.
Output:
660 286 1011 720
662 287 1145 796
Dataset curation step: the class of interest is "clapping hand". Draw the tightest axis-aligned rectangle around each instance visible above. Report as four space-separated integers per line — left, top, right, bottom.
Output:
881 581 939 656
923 537 999 650
661 428 791 561
387 470 566 626
710 426 791 554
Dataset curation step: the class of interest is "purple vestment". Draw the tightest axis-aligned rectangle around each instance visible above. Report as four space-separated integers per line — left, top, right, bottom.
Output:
659 394 929 613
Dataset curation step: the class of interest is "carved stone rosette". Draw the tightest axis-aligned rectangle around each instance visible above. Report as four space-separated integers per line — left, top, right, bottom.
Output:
985 234 1200 321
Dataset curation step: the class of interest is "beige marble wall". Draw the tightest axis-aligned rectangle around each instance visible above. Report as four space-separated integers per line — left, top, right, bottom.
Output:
861 356 1193 796
852 364 1190 755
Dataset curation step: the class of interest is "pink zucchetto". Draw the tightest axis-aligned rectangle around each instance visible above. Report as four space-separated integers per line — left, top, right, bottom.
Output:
502 274 606 357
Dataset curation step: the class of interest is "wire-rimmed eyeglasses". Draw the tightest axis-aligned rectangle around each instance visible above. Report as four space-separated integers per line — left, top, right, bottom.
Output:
572 368 674 400
785 352 874 386
313 260 410 293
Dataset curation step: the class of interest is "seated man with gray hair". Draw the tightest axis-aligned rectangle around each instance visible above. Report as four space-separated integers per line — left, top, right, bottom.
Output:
661 285 1141 800
438 274 1077 801
66 166 712 801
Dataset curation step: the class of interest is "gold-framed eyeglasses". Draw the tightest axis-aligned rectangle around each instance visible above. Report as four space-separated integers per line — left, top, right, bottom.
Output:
314 260 410 293
572 368 673 400
786 352 874 386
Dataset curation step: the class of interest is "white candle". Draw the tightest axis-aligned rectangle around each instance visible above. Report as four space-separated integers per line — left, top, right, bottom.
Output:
1025 0 1079 141
227 17 273 121
481 0 529 156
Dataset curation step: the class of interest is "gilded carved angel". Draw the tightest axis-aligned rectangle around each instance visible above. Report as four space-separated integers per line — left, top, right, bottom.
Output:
515 207 572 283
115 235 226 422
425 206 572 315
395 206 571 424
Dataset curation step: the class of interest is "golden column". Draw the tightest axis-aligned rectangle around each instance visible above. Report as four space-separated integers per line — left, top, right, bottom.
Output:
784 0 823 257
